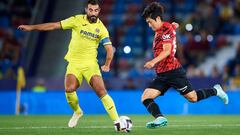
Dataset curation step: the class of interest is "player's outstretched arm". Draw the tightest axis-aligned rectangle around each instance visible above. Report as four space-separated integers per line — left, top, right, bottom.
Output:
18 22 61 31
101 44 113 72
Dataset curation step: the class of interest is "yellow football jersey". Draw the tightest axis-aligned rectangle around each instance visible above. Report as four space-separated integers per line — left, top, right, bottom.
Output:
60 14 111 65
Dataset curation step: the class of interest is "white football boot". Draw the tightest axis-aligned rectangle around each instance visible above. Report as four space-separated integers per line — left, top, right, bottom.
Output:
68 111 83 128
214 84 229 104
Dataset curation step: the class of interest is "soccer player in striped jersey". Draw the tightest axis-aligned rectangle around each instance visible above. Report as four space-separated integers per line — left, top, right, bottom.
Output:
18 0 120 129
141 2 229 129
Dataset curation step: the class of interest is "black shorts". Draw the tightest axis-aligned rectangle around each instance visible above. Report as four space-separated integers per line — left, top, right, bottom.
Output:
147 67 193 95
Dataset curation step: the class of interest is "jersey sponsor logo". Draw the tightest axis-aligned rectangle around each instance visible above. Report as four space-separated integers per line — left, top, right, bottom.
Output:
80 30 99 39
162 34 171 40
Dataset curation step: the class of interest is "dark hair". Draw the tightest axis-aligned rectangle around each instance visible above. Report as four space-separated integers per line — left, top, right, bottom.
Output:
87 0 101 6
141 2 164 20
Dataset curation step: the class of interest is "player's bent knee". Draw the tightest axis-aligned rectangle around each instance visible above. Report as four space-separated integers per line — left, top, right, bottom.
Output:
187 96 197 103
184 91 198 103
141 93 151 103
97 91 107 98
65 85 76 93
94 87 107 98
141 88 159 102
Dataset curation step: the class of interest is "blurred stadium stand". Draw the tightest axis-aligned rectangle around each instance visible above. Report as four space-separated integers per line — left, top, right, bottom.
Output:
0 0 240 91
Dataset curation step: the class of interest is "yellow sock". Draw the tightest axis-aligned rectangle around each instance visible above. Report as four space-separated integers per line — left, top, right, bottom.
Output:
65 91 82 114
101 94 119 121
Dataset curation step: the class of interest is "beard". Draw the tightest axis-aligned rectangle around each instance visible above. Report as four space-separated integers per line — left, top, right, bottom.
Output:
87 15 98 23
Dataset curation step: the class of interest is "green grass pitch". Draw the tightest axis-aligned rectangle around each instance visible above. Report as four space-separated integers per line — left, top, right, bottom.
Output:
0 115 239 135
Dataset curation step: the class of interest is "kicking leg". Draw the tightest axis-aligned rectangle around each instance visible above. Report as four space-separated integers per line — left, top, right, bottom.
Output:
141 88 168 128
65 74 83 127
90 75 119 121
184 84 228 104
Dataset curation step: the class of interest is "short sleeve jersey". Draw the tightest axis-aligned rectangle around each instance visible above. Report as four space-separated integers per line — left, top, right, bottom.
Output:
61 14 111 64
153 22 181 73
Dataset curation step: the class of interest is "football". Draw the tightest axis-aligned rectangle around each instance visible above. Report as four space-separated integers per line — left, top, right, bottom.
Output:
114 116 133 132
120 116 133 132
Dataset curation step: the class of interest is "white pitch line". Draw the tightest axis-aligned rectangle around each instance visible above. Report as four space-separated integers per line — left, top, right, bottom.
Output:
0 124 240 130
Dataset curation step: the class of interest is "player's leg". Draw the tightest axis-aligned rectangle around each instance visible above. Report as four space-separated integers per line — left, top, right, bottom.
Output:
171 68 228 104
83 63 119 121
65 74 83 114
65 64 83 127
141 88 168 128
65 74 83 127
183 85 228 104
141 77 169 128
183 88 215 102
89 75 119 121
141 88 162 118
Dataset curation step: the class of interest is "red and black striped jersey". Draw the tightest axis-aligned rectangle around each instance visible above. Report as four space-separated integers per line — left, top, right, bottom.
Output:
153 22 181 74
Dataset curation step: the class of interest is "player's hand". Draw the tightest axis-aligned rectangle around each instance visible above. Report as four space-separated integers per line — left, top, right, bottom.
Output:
144 61 155 69
101 65 110 72
172 22 179 29
18 25 33 31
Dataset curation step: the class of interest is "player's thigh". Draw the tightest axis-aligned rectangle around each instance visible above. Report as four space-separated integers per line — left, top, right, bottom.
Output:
146 76 170 96
83 63 102 85
83 64 106 97
141 88 162 102
65 63 83 92
168 69 193 95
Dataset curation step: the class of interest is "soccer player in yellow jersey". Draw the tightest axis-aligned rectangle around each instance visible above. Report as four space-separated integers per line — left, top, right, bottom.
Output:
18 0 120 128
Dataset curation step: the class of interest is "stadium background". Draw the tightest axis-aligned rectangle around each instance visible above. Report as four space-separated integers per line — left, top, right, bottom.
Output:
0 0 240 115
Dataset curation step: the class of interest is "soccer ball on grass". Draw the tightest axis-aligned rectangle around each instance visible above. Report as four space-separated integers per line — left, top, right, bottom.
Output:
114 116 133 132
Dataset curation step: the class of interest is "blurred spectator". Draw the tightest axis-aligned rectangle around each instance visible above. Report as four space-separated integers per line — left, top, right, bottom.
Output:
184 32 199 65
0 0 35 80
32 78 47 92
186 64 196 78
234 43 240 64
235 0 240 20
226 43 240 78
202 5 219 34
222 64 231 90
229 64 240 90
0 29 21 79
195 69 205 77
215 35 228 49
224 43 240 90
211 65 221 78
176 43 188 68
218 0 235 34
196 30 211 62
123 78 137 90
